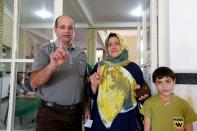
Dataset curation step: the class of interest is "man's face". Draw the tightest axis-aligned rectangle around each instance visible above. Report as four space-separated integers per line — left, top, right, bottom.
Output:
17 74 23 83
54 16 74 44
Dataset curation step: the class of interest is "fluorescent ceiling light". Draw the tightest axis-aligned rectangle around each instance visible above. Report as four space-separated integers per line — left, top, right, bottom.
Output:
131 6 142 17
35 9 52 19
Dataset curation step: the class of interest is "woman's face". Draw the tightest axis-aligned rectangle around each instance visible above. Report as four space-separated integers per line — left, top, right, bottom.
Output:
107 36 122 58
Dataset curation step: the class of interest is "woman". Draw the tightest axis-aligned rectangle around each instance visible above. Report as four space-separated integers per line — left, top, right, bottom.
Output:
86 33 148 131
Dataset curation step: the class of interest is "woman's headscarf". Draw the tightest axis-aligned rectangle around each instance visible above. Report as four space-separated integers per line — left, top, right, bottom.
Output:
97 33 138 128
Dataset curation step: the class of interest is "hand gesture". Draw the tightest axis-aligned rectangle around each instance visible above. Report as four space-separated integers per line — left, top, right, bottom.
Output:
89 66 100 94
49 40 69 69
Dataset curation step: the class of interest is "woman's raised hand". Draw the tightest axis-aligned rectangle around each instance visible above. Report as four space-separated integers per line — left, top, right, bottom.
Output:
90 65 100 94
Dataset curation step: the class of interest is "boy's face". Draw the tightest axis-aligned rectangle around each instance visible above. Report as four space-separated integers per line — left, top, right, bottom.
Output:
154 76 175 98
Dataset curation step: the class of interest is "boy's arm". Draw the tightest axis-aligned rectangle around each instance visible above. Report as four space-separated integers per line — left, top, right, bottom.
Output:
185 124 193 131
144 116 151 131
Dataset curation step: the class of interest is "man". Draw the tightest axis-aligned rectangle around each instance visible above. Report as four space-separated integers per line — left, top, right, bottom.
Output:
16 73 29 95
8 73 29 96
30 15 88 131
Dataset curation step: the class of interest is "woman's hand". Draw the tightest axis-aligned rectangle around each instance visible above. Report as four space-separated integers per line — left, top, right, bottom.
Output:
89 66 100 94
135 82 151 102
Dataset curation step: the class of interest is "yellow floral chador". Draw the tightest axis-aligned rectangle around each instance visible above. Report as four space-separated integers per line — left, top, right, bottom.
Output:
97 62 137 128
97 33 138 128
97 33 137 128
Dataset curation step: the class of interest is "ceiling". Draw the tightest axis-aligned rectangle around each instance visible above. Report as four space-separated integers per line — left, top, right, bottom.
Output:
62 0 143 28
5 0 146 49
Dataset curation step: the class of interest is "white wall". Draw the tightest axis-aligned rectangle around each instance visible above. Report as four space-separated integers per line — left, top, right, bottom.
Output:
169 0 197 72
168 0 197 129
158 0 170 67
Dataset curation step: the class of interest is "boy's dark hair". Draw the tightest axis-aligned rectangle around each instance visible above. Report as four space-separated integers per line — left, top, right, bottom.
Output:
152 67 176 83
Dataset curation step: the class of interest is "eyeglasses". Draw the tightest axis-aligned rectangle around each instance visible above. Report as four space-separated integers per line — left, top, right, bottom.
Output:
57 25 73 31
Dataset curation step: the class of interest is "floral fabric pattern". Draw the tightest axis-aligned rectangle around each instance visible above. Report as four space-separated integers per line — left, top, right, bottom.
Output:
97 63 137 127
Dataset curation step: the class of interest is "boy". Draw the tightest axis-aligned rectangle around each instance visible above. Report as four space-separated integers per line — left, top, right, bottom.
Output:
140 67 197 131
